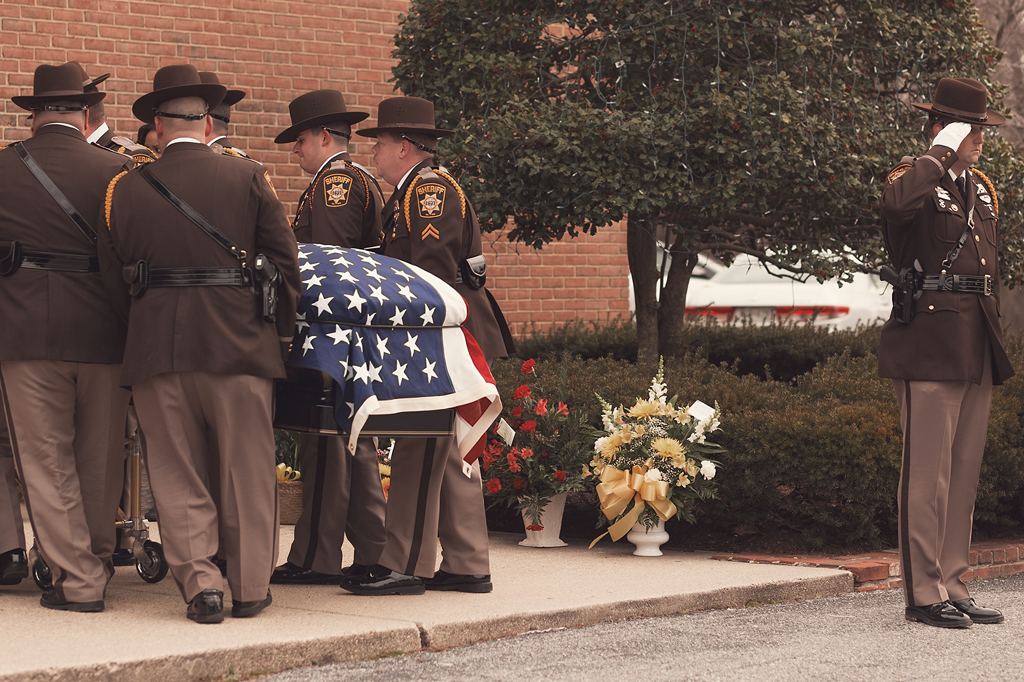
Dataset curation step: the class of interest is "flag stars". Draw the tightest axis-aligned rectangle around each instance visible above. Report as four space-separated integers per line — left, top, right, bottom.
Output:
331 254 353 268
364 268 387 284
404 332 420 357
369 285 388 306
295 312 310 333
420 305 436 325
338 270 359 285
391 268 414 282
422 357 438 383
376 334 391 357
312 293 334 315
393 360 409 386
301 335 317 356
396 284 416 302
389 307 407 326
326 325 351 345
303 273 326 290
344 289 367 312
358 253 382 267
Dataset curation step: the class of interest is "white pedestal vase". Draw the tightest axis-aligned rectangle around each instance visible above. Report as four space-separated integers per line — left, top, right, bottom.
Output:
519 492 568 547
627 518 669 556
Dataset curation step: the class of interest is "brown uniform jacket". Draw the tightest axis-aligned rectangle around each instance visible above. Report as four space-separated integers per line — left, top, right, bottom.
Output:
0 124 132 364
292 151 384 249
878 145 1014 385
382 160 511 360
97 140 301 387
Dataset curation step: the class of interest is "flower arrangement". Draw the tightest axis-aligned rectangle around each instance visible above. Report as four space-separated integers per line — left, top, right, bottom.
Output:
482 358 593 529
378 445 391 499
587 358 723 546
274 429 301 481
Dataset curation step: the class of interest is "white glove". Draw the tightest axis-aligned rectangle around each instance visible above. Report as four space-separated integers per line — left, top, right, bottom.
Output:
932 121 972 151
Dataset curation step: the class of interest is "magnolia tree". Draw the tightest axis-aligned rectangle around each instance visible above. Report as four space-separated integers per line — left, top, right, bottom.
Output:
392 0 1024 362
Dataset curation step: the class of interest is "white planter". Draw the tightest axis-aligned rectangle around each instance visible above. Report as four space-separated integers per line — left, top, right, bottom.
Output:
627 518 669 556
519 492 568 547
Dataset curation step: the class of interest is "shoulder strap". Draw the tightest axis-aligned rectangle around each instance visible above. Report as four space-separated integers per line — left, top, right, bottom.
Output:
137 165 246 263
14 142 98 245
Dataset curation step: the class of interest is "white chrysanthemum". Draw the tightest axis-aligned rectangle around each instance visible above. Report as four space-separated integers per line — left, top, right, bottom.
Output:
594 436 607 453
644 468 663 483
700 460 717 480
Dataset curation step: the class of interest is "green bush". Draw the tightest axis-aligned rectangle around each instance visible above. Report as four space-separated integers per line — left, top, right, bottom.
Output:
493 322 1024 551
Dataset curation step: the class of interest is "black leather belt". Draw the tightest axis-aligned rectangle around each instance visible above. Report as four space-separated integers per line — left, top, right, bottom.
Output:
147 267 246 287
921 273 992 296
21 250 99 273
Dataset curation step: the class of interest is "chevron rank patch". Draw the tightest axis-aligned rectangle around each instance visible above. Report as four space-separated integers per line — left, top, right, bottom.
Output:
887 163 911 185
416 183 446 218
324 174 352 207
421 223 440 240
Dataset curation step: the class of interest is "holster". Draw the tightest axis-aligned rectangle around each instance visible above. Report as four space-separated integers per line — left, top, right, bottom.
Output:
879 260 923 324
458 254 487 290
0 241 22 276
123 260 150 298
248 253 279 323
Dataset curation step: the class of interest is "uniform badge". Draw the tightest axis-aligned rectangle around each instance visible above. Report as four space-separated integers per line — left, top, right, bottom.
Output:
887 164 911 184
951 204 958 212
323 174 352 207
421 223 440 240
416 183 446 218
935 187 951 201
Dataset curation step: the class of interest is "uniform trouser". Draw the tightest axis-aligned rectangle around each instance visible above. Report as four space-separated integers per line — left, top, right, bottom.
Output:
892 348 993 608
0 360 129 602
378 434 490 578
0 389 26 553
133 372 278 604
286 434 387 574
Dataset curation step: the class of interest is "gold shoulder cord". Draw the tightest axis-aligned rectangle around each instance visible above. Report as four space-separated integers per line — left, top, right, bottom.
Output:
104 170 130 229
433 168 467 219
344 162 371 213
972 168 999 220
403 175 421 231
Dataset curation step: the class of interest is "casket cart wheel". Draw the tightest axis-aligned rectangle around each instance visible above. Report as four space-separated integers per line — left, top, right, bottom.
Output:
136 540 168 583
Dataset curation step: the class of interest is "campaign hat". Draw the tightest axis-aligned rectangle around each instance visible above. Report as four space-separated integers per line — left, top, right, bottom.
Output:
132 64 226 124
912 77 1006 126
12 62 106 111
274 90 369 144
355 96 454 139
198 71 246 106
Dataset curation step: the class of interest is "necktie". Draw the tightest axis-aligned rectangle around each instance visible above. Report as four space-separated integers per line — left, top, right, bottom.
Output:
956 176 967 201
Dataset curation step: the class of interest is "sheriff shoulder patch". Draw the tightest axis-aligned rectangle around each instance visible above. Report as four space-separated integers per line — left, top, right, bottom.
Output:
416 183 446 218
887 163 911 185
323 174 352 207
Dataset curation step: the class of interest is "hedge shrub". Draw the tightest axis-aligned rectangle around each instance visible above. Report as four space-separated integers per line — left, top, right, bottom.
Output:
493 322 1024 551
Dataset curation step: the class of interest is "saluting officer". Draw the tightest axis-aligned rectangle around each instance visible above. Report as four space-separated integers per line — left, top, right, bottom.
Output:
0 62 134 612
879 77 1014 628
341 96 513 596
198 71 251 158
269 89 387 585
96 64 301 624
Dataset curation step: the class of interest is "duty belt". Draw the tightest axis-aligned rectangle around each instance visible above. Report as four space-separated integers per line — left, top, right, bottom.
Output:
920 273 992 296
21 250 99 273
124 261 248 298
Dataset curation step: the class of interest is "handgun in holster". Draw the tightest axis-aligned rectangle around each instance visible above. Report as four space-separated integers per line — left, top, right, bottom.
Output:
248 254 279 323
879 259 923 324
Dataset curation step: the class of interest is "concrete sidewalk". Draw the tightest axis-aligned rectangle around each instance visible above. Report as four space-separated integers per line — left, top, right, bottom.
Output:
0 525 851 682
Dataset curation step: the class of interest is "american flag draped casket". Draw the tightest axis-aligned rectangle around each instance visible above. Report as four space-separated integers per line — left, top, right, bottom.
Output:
278 243 502 463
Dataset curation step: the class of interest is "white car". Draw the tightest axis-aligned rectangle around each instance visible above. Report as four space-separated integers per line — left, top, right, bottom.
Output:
683 254 891 329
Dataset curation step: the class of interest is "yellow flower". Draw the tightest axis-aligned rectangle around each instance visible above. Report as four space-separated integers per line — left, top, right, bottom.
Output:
628 399 660 419
379 463 391 477
651 437 683 460
684 459 699 478
677 473 691 488
601 433 623 458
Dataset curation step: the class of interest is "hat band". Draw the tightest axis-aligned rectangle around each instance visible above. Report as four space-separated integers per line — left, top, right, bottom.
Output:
931 104 989 123
211 112 230 124
34 103 88 112
154 108 209 121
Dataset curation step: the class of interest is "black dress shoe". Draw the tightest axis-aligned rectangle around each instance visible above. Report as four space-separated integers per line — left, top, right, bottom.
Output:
40 589 104 613
232 590 272 618
423 570 493 593
187 588 224 624
0 549 29 586
339 563 373 581
340 564 425 595
211 555 228 577
270 561 340 585
905 602 972 628
112 549 136 567
949 598 1004 624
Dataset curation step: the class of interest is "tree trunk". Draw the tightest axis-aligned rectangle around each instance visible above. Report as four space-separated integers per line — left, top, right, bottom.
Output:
626 214 660 364
658 236 699 357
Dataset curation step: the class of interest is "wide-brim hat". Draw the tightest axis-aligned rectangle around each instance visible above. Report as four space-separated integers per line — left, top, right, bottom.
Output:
912 77 1006 127
198 71 245 106
132 64 226 124
69 61 111 94
356 96 454 138
274 89 369 143
12 62 106 111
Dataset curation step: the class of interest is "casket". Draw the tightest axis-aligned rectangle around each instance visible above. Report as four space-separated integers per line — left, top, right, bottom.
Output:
275 368 454 436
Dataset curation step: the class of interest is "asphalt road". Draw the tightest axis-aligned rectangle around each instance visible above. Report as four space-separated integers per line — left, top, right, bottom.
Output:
263 575 1024 682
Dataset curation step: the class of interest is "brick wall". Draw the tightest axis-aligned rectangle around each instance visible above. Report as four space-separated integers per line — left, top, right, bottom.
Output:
0 0 631 335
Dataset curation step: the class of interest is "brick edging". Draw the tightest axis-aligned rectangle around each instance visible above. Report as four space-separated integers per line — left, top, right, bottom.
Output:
711 537 1024 592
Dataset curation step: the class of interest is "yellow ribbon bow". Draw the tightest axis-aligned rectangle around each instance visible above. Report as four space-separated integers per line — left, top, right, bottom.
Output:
590 464 676 548
276 463 301 482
